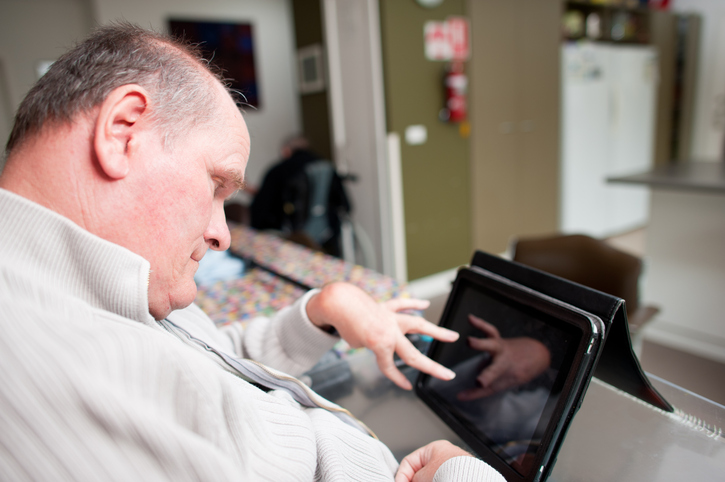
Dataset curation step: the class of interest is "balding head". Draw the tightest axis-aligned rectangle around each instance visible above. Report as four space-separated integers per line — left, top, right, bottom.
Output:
6 22 229 155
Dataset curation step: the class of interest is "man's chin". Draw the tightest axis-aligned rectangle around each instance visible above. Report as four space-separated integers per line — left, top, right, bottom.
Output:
171 286 199 313
149 285 198 320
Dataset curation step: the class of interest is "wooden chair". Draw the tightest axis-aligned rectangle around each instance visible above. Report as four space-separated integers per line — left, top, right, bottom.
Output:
511 234 659 334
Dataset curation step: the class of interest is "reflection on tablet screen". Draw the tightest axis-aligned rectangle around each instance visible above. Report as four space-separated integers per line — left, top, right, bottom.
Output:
426 283 581 477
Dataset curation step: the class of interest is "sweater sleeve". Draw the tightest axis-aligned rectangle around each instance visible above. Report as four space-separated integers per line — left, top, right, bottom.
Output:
218 289 340 376
433 456 506 482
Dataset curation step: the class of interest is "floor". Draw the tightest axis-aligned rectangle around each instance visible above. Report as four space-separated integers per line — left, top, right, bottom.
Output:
421 227 725 407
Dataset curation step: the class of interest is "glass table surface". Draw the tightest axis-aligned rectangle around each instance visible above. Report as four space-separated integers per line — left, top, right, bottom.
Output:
332 349 725 482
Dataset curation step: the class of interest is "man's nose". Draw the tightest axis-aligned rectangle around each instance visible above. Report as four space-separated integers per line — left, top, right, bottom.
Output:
205 203 231 251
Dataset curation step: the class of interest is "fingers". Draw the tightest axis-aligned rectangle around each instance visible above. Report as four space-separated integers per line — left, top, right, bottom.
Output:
456 359 507 400
395 336 456 385
467 336 501 354
384 297 431 313
396 313 459 342
384 298 460 343
373 335 456 391
375 341 455 390
468 314 501 339
350 295 462 391
395 445 427 482
373 347 412 390
477 360 507 389
457 386 494 401
396 441 472 482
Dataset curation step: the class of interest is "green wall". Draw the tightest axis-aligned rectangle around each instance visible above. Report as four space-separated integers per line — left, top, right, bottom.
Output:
379 0 471 280
292 0 332 160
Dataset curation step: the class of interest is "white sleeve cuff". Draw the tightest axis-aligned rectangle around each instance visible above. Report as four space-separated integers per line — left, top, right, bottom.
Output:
240 289 340 376
433 456 506 482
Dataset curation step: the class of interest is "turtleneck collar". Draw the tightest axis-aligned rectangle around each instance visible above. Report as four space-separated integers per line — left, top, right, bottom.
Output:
0 188 155 325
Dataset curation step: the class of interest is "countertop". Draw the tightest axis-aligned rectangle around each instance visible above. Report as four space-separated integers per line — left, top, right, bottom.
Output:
607 161 725 194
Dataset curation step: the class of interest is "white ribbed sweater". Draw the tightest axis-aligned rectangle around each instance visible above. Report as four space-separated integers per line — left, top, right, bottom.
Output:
0 188 503 482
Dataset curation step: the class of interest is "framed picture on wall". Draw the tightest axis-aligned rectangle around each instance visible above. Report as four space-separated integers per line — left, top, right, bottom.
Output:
168 19 260 109
297 44 325 94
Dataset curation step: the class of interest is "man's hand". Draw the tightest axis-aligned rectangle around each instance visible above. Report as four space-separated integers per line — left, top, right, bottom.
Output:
457 315 550 401
395 441 472 482
306 282 459 390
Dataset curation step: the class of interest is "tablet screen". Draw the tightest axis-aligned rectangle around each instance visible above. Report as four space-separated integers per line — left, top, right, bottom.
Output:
423 278 584 478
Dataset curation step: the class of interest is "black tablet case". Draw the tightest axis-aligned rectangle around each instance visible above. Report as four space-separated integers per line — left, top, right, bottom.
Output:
471 250 673 412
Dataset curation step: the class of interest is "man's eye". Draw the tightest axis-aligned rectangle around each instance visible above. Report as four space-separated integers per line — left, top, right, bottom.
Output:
213 178 226 193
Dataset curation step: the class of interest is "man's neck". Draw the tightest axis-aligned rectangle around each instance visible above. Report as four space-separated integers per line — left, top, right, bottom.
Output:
0 123 96 231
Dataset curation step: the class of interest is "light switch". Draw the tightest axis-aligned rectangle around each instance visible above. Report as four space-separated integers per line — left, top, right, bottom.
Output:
405 125 428 145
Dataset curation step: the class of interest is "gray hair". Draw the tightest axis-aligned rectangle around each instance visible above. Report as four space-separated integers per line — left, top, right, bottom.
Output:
6 22 230 154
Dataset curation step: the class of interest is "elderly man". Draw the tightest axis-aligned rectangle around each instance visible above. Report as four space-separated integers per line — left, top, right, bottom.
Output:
0 24 503 482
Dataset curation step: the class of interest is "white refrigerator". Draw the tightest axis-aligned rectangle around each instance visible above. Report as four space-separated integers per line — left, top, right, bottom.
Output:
560 42 658 238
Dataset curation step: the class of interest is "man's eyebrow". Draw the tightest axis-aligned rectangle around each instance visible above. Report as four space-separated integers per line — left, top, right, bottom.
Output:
221 169 246 191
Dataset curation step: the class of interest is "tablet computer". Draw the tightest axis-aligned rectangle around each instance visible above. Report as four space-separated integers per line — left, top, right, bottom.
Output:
415 266 605 482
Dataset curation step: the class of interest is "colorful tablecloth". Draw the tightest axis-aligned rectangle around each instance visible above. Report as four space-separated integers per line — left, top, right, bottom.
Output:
195 224 408 326
196 268 307 326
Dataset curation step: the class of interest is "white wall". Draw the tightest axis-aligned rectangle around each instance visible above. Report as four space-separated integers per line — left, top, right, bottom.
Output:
673 0 725 161
642 190 725 363
0 0 93 170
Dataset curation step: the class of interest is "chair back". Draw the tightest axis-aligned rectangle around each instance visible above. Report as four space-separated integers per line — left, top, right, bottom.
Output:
512 234 642 315
303 161 335 244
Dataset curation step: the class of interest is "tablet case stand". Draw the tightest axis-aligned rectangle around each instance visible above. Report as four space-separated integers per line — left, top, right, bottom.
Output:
471 250 673 412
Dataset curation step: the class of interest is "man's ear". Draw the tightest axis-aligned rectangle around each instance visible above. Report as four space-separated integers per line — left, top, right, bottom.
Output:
93 85 150 180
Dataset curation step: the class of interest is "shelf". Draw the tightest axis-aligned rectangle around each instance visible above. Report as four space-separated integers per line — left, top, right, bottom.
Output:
563 0 652 44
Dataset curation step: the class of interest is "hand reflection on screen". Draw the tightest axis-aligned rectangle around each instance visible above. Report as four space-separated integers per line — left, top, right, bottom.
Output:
457 315 551 401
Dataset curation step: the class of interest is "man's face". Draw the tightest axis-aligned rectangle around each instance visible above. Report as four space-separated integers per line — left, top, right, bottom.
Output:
128 85 249 319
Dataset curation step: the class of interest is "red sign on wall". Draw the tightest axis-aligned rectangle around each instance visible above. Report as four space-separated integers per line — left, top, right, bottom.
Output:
447 17 470 61
424 16 470 61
